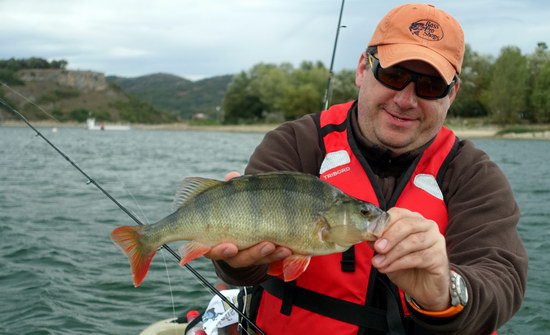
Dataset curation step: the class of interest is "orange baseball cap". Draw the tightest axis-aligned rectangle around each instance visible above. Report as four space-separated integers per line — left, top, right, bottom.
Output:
368 4 464 84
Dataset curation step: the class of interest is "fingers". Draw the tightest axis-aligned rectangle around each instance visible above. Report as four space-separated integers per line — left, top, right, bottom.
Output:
205 241 292 268
372 208 447 273
373 234 445 273
225 171 241 181
205 242 239 259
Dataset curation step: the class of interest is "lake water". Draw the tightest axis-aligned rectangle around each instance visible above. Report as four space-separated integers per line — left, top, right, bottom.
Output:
0 126 548 335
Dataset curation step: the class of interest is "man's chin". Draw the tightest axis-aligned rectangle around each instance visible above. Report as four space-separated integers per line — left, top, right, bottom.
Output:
377 134 415 154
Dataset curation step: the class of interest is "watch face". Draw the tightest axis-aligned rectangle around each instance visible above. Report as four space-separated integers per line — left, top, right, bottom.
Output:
450 270 468 306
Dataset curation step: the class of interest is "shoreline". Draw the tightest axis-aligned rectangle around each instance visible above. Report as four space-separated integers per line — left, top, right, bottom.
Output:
2 120 549 140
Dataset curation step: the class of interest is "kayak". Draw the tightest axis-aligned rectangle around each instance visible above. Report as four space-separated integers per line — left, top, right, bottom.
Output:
140 317 188 335
140 288 240 335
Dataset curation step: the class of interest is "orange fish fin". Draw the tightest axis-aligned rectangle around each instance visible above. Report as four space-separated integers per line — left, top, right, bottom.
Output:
267 260 284 276
179 241 211 265
111 225 157 287
282 255 311 282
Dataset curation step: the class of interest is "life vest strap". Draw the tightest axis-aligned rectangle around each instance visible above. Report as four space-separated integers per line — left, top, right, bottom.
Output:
261 277 389 332
280 280 296 315
341 246 356 272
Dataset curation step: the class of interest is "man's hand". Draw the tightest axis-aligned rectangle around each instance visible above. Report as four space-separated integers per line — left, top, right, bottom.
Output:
371 207 451 311
205 241 292 268
204 171 292 268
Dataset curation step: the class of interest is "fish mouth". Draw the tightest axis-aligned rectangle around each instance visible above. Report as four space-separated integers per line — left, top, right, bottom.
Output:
372 211 390 238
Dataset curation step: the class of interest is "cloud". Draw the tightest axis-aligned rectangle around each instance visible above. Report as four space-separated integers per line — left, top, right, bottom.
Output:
0 0 548 79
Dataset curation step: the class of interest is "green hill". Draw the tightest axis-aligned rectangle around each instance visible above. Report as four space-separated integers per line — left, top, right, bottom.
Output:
0 62 177 124
107 73 233 119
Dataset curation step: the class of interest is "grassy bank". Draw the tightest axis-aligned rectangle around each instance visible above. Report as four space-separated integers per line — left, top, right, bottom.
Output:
3 119 550 139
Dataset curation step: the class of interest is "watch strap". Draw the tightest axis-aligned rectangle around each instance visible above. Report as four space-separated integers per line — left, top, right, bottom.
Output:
405 294 464 318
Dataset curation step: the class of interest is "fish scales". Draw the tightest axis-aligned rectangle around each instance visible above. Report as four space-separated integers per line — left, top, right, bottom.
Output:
223 174 320 248
111 172 389 286
251 173 324 248
246 175 265 229
163 173 331 251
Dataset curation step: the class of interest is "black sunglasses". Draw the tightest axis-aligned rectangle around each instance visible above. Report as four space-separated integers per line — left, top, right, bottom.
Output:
367 53 456 100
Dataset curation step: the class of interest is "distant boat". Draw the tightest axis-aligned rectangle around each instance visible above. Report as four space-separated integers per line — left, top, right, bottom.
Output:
86 118 130 131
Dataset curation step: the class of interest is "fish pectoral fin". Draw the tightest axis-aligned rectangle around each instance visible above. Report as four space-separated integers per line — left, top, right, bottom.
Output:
178 241 211 265
267 260 284 276
282 255 311 282
322 225 363 247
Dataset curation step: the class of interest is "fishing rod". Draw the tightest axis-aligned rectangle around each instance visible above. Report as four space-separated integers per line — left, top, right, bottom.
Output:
322 0 346 111
0 96 265 335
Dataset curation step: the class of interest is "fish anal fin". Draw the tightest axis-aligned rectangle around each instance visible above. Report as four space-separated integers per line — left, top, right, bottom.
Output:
179 241 211 265
282 255 311 282
267 260 284 276
172 177 224 210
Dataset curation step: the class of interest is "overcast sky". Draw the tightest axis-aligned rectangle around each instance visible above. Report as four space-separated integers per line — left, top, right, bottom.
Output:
1 0 548 80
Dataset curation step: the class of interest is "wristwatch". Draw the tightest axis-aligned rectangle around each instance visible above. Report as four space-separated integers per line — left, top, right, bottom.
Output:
405 269 468 318
450 270 468 307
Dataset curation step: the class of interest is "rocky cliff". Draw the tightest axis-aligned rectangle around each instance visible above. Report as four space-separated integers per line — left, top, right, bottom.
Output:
17 69 110 92
0 69 175 123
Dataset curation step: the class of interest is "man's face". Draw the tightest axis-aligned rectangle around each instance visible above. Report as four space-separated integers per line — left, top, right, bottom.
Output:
354 52 459 156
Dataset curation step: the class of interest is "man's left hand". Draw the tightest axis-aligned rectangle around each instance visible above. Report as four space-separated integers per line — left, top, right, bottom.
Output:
371 207 451 311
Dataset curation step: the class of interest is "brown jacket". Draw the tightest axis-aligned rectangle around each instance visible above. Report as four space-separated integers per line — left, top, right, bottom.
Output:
214 104 528 334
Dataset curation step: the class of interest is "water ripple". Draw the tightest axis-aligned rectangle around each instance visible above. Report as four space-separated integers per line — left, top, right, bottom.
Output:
2 129 547 334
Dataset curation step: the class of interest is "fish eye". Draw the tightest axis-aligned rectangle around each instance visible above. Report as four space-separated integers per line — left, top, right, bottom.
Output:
360 208 371 216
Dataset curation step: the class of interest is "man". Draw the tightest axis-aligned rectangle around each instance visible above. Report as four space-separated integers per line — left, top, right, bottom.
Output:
207 4 528 334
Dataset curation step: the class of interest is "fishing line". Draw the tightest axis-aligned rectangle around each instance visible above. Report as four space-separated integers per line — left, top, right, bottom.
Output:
160 249 178 331
115 176 179 327
0 96 265 335
1 82 60 122
238 286 250 335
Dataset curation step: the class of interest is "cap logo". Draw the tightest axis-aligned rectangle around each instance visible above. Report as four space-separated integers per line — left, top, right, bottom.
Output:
409 20 444 41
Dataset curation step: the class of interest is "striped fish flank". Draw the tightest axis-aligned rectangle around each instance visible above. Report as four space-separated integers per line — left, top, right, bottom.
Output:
111 172 389 287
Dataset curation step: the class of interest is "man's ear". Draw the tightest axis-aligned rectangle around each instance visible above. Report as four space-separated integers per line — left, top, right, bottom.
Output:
448 80 461 104
355 53 368 87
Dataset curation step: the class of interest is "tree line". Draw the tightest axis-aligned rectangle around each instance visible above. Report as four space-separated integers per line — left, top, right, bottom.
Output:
0 57 68 85
222 43 550 125
0 57 68 70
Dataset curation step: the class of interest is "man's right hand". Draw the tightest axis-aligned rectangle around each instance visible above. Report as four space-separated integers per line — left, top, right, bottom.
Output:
205 242 292 268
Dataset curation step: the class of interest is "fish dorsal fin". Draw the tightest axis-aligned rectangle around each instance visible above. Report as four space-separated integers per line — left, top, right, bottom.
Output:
172 177 223 210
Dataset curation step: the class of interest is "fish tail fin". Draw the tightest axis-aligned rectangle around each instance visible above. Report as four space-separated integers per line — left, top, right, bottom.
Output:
111 225 157 287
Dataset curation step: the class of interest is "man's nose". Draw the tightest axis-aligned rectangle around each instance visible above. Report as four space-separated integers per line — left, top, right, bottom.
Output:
393 82 418 109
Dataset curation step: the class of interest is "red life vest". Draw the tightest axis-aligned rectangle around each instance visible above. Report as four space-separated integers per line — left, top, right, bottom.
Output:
255 102 458 334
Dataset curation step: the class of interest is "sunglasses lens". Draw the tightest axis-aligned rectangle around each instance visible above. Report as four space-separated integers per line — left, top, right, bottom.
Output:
377 67 411 90
369 53 453 99
416 76 450 99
